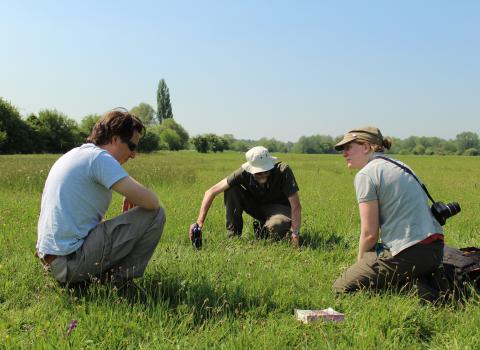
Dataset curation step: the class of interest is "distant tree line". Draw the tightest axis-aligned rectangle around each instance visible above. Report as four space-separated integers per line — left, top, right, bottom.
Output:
191 132 479 156
1 97 478 156
0 78 186 154
0 96 188 154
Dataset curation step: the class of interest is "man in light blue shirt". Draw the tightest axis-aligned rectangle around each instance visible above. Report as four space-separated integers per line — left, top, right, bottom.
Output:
36 108 165 286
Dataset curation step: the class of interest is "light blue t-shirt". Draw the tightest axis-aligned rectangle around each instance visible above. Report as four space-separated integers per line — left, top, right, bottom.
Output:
354 153 443 256
37 144 128 255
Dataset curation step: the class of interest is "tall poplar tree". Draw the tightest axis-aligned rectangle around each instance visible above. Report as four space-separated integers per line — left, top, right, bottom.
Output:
156 79 173 123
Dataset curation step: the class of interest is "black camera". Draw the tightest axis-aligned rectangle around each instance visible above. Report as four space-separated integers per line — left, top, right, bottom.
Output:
192 223 202 249
431 201 461 226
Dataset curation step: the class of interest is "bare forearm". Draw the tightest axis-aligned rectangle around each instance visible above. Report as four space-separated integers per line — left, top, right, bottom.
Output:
135 188 159 210
290 204 301 232
194 178 229 228
112 176 159 210
357 201 380 261
196 191 216 226
357 232 377 261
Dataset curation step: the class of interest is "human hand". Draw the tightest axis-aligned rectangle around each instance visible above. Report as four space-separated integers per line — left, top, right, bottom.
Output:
122 197 136 212
189 222 203 241
290 230 300 248
189 223 196 241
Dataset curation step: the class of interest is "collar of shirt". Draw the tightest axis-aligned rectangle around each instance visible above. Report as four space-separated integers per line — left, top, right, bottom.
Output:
248 172 272 193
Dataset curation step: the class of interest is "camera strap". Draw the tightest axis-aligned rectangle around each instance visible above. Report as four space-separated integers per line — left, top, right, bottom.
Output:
373 156 437 204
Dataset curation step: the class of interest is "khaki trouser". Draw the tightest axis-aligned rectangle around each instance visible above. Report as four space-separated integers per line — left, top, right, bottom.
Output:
224 186 291 238
333 240 444 293
48 206 166 284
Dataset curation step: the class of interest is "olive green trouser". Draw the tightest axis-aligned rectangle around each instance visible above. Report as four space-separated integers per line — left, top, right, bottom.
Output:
224 185 291 238
333 240 444 293
47 206 166 284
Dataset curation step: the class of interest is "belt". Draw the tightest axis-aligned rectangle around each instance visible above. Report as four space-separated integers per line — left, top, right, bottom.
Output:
35 251 58 265
418 234 444 245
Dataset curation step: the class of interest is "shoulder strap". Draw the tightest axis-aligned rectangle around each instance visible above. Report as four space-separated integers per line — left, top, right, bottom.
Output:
373 155 437 204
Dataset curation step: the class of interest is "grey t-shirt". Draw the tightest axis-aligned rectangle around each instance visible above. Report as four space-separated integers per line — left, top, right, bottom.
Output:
37 144 128 255
354 153 443 256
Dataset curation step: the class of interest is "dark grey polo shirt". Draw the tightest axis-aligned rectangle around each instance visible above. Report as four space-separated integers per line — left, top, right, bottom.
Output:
226 162 299 206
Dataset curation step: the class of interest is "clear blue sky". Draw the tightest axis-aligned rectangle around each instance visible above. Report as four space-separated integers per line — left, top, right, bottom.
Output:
1 0 479 141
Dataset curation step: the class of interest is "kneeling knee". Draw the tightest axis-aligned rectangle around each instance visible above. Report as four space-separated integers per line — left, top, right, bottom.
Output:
332 279 350 294
152 206 166 227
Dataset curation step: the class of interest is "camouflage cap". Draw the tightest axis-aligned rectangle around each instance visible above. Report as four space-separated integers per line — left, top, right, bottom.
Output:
334 126 384 151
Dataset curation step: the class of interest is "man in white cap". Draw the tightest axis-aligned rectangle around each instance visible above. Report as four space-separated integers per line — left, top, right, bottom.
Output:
189 146 302 246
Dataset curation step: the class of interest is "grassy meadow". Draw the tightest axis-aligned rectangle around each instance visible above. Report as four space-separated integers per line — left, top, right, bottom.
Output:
1 151 479 349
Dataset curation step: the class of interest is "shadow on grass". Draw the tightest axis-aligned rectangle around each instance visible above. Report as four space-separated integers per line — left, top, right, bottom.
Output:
67 270 278 325
334 273 480 311
146 271 277 321
300 230 350 251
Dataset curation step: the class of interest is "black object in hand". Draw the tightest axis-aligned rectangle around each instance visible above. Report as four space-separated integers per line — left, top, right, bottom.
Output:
192 223 202 249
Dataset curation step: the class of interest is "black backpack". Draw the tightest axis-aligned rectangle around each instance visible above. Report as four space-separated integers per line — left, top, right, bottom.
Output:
419 245 480 301
441 245 480 295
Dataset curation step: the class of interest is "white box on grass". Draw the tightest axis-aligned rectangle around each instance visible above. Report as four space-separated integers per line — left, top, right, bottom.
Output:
294 308 345 323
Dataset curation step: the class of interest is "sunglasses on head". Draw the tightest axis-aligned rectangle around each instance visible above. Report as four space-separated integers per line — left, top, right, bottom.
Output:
111 107 129 113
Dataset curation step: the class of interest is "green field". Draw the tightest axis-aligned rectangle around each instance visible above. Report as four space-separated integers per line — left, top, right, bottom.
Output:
1 152 479 349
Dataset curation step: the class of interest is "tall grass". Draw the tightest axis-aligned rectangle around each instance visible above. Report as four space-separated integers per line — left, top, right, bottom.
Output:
1 152 479 349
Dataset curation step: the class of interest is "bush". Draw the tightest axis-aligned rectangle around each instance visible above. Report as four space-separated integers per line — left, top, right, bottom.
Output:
149 119 190 151
425 147 435 155
463 148 479 156
36 109 81 153
138 130 160 153
292 135 335 154
0 98 37 153
159 119 189 149
207 134 228 152
191 135 209 153
130 102 156 126
79 114 101 141
456 132 479 154
25 114 47 152
257 137 289 153
160 128 182 150
413 144 425 155
229 139 254 152
191 134 228 153
0 130 6 146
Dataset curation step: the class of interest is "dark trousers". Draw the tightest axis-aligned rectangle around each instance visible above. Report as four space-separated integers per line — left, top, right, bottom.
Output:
224 186 291 238
333 240 444 293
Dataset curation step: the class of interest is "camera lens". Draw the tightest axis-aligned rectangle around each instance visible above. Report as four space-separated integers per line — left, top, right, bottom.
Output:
445 202 461 216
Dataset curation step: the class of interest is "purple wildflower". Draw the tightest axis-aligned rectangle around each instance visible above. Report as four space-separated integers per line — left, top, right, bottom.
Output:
67 319 78 336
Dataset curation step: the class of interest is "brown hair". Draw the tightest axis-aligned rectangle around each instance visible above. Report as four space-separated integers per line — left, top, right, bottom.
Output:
86 109 144 146
370 137 392 152
356 137 392 152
